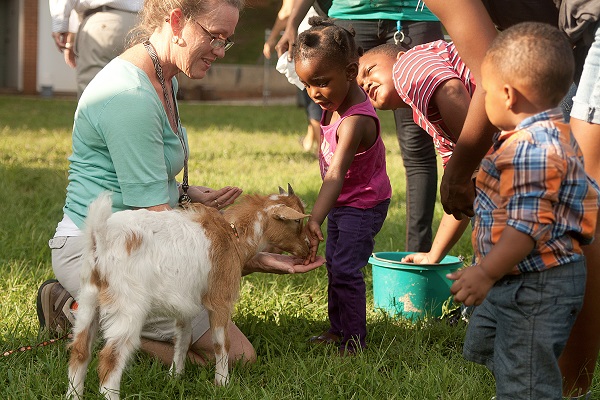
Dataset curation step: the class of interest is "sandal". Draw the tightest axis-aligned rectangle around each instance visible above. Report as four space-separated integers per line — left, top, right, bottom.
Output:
308 331 341 345
36 279 76 337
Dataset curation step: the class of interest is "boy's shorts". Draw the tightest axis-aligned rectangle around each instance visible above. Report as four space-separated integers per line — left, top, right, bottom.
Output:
49 235 211 343
463 260 586 399
571 21 600 124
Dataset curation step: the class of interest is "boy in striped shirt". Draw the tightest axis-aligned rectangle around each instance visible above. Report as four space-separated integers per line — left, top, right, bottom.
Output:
358 40 477 264
449 22 599 399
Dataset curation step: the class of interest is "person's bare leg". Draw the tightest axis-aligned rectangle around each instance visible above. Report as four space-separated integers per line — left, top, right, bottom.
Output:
560 117 600 397
309 118 321 155
302 118 321 153
302 124 315 152
140 320 256 367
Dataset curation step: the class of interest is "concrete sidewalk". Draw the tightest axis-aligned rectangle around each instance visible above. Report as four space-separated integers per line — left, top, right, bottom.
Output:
178 64 298 101
191 95 298 106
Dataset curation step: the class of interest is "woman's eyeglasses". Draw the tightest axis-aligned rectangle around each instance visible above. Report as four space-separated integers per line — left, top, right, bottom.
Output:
195 21 234 51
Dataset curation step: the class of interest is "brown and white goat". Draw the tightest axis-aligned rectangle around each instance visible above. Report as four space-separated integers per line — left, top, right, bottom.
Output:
67 187 310 400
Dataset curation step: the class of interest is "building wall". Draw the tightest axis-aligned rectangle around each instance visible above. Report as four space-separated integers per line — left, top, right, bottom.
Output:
36 0 77 93
3 2 296 98
0 0 21 90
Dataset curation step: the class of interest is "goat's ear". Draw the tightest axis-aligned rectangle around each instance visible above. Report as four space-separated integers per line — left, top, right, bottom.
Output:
278 186 286 195
270 205 309 220
287 183 295 196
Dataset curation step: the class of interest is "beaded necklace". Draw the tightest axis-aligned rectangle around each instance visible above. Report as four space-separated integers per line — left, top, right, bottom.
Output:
143 40 191 205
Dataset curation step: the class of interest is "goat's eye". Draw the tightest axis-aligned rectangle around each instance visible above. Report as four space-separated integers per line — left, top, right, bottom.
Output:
294 219 300 223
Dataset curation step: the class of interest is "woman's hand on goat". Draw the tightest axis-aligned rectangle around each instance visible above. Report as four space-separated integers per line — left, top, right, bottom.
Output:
243 252 325 275
187 185 242 210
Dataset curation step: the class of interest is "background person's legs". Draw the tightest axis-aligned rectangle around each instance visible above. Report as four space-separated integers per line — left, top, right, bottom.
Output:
75 9 139 97
301 89 322 153
388 21 444 252
394 107 437 251
559 20 600 397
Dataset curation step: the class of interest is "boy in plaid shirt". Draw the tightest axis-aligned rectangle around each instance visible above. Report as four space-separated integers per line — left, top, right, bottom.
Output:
448 22 600 399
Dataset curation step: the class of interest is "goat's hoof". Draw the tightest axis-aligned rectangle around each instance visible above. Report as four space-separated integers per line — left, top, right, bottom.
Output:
214 375 230 386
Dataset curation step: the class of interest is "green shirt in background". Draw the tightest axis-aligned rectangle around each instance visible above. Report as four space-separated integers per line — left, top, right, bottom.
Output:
328 0 438 21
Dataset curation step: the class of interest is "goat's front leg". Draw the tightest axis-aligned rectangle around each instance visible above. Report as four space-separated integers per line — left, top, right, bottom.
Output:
170 319 192 376
208 309 231 386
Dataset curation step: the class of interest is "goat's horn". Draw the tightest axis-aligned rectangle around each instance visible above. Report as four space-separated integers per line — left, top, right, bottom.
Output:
279 186 286 195
287 183 294 196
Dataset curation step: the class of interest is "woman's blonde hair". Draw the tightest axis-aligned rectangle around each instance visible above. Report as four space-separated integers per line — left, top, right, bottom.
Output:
128 0 244 46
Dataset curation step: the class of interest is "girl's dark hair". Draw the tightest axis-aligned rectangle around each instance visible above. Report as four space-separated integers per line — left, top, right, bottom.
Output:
292 16 362 67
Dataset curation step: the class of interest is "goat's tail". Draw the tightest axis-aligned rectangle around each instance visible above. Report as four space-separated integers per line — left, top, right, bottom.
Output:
80 192 113 281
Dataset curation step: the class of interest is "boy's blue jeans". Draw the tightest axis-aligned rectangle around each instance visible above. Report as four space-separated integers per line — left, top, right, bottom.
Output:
325 200 389 350
463 260 586 399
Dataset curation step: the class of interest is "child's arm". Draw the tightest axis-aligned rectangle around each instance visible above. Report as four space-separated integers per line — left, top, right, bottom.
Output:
402 213 470 264
400 79 472 264
447 226 534 306
426 0 499 220
432 78 472 141
305 115 376 262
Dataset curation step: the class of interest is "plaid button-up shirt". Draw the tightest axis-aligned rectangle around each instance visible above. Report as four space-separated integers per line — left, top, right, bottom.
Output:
473 108 600 273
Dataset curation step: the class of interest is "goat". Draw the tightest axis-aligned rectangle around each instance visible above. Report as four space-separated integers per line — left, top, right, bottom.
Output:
66 186 310 400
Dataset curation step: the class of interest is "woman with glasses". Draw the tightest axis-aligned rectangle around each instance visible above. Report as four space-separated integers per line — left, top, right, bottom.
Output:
38 0 324 369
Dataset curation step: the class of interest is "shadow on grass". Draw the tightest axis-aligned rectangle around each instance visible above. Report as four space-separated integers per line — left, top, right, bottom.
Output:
0 164 66 265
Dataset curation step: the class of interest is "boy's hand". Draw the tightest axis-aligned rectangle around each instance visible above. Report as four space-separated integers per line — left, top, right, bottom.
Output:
304 220 323 264
447 264 495 306
401 252 434 264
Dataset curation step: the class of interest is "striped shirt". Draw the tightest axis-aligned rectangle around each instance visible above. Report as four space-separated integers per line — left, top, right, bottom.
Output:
393 40 476 167
473 108 600 273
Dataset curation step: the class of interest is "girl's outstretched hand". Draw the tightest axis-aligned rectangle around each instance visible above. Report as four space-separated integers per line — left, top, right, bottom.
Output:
304 220 324 264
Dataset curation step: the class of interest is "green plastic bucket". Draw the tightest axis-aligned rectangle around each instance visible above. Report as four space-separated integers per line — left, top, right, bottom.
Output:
369 252 464 320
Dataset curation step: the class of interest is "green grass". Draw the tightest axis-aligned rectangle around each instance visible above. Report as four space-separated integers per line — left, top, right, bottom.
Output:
0 94 571 399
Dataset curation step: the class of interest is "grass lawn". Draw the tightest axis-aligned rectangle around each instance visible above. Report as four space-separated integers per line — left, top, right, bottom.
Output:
0 94 594 399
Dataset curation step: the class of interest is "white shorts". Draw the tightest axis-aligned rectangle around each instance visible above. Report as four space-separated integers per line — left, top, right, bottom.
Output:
571 21 600 125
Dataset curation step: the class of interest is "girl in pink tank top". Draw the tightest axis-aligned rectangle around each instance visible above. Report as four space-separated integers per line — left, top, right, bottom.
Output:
294 17 391 353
